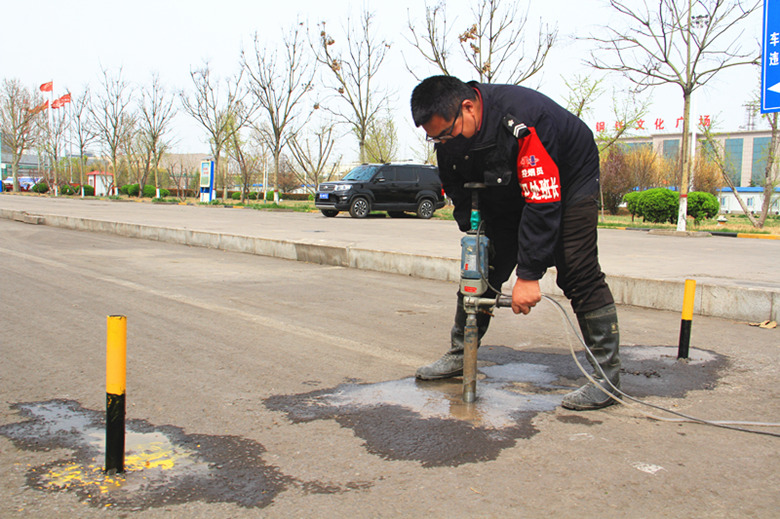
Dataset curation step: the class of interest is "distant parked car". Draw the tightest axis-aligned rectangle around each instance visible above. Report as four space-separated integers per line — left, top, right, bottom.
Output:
2 176 40 192
315 163 446 219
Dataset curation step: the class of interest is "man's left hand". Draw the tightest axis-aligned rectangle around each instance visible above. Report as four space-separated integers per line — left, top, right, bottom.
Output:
511 278 541 315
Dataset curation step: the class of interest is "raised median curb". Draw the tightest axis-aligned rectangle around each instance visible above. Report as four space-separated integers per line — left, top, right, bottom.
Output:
2 208 777 322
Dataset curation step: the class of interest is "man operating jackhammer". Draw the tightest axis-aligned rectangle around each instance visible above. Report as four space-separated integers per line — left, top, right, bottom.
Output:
410 75 620 411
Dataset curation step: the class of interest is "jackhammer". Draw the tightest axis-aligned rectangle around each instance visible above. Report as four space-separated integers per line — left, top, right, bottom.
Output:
459 183 512 403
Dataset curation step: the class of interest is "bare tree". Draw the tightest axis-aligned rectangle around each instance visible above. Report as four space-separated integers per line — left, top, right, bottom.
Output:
563 74 604 119
315 9 391 162
406 0 557 84
563 76 650 221
288 123 341 194
405 1 454 77
587 0 760 231
363 109 399 163
753 114 780 227
600 146 632 215
70 88 98 195
161 153 202 199
138 74 176 198
242 22 315 202
0 79 44 192
91 68 135 195
626 144 661 191
37 99 69 192
410 131 437 165
122 120 147 195
594 90 651 154
702 114 779 228
180 63 253 199
226 120 263 203
276 154 301 193
165 159 188 199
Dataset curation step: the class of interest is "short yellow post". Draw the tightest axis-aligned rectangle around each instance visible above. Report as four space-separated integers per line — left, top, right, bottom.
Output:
678 280 696 359
105 315 126 473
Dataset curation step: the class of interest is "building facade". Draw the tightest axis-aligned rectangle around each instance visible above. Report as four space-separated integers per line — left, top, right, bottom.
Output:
717 187 780 214
619 129 776 188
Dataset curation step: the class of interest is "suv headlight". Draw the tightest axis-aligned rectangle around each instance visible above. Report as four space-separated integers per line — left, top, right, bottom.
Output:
334 184 351 191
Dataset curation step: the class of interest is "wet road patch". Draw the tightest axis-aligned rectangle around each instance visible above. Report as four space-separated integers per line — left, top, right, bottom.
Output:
266 345 728 467
268 376 561 467
0 346 729 506
0 400 363 510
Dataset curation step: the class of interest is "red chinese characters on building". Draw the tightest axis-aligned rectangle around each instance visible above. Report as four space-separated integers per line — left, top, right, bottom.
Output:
594 115 711 133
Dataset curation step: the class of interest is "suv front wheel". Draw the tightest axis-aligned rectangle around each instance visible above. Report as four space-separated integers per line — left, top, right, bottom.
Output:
416 198 435 219
349 196 371 218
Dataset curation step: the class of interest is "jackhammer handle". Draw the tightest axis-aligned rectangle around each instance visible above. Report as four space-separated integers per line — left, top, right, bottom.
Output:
496 295 513 308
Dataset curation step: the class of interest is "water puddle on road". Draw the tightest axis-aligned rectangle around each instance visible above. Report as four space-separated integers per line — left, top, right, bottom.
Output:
0 400 287 510
0 346 728 508
265 345 729 467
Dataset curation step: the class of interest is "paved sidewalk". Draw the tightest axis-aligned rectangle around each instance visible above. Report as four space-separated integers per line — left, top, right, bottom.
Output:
1 194 778 321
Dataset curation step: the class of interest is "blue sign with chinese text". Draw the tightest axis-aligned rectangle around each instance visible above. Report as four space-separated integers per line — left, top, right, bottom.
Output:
762 0 780 113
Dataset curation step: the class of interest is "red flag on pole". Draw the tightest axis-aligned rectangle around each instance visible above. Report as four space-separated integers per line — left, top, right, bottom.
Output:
59 93 72 104
40 81 53 92
51 98 65 109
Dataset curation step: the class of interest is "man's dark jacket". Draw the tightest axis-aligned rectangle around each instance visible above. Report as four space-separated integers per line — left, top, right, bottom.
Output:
435 82 601 281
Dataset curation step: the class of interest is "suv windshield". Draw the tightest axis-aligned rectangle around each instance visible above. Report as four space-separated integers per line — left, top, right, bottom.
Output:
342 165 379 182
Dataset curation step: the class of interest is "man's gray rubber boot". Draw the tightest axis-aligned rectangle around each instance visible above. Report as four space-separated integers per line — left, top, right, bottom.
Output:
561 304 621 411
415 349 465 380
416 300 490 380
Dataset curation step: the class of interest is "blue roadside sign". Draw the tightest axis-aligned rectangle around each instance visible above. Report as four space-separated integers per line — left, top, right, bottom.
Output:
762 0 780 113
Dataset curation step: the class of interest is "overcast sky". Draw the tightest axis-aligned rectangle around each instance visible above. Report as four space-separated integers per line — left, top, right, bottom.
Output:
2 0 764 161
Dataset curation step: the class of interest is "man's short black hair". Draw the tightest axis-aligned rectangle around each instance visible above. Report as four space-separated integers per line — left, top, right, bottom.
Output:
411 75 477 127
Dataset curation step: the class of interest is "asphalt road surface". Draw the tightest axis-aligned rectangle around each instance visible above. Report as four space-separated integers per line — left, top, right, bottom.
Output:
1 219 778 517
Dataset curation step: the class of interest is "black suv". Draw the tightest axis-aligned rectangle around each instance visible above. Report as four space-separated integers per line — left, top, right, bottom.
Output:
315 163 445 219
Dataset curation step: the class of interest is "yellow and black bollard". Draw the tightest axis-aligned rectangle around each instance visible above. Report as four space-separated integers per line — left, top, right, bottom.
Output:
105 315 127 473
678 280 696 359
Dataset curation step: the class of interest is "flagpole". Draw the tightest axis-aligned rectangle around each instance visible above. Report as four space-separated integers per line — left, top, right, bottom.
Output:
66 93 75 190
48 83 57 196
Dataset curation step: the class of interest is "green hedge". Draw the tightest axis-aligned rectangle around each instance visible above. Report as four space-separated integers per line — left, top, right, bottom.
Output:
119 184 138 196
119 184 170 198
32 182 49 194
623 191 641 220
144 185 170 198
283 193 314 201
637 188 679 224
623 189 719 224
66 184 96 196
687 191 720 224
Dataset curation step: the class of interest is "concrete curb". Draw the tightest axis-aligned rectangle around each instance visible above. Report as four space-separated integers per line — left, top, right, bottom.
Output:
3 208 777 322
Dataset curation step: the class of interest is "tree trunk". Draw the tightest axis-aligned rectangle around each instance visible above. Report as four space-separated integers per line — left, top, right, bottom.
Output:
677 90 692 231
273 148 281 203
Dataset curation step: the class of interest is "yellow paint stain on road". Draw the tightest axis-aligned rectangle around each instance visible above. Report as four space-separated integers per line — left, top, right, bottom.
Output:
125 441 193 471
40 438 196 494
43 463 121 494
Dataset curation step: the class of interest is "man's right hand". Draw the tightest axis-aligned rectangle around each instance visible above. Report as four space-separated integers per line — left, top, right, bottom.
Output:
511 278 541 315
